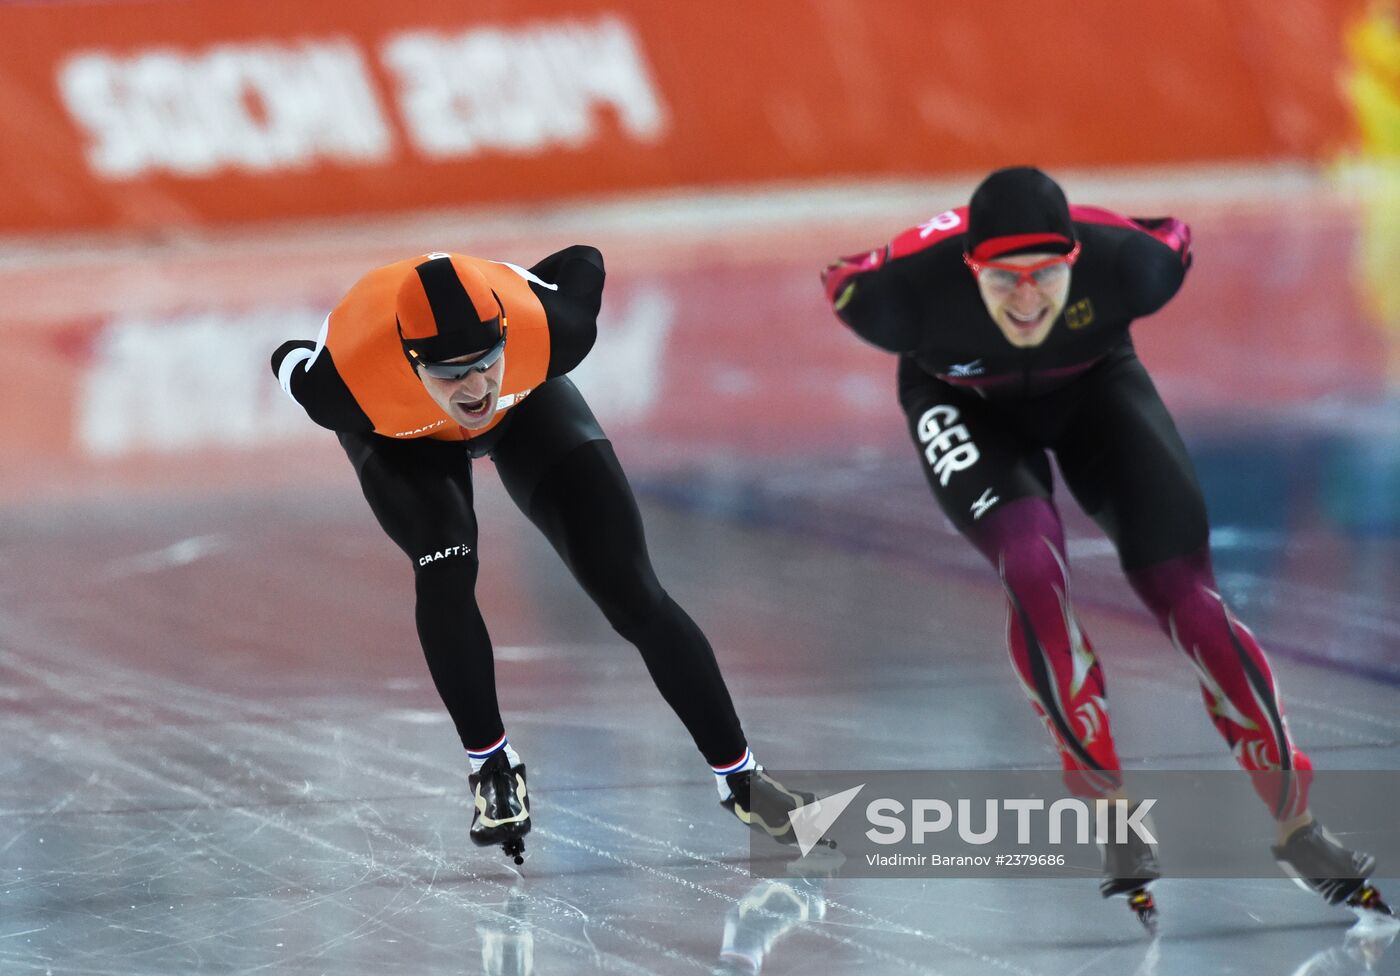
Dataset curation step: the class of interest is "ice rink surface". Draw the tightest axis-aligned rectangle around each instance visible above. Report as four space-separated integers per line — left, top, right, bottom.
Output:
2 170 1399 973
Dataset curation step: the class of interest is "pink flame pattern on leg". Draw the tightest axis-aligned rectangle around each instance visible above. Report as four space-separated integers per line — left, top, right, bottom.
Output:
969 497 1122 797
1128 547 1312 819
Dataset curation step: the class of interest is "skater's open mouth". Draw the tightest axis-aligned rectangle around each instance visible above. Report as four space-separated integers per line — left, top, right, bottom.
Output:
1006 308 1048 329
457 394 491 418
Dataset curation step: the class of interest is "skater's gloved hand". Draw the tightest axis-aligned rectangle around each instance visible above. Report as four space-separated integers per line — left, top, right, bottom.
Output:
1132 217 1193 269
822 247 886 310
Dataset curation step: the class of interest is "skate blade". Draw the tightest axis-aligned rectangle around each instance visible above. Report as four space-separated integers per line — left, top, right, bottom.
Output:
1128 889 1159 937
784 844 846 879
470 820 531 848
1347 885 1394 919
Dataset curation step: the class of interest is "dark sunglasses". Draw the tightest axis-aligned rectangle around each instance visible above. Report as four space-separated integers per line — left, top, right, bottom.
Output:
414 329 508 380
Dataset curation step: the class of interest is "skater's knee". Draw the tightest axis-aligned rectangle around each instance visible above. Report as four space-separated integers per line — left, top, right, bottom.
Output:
1125 546 1217 626
598 573 669 639
995 533 1068 598
413 546 480 601
578 554 667 638
965 497 1065 569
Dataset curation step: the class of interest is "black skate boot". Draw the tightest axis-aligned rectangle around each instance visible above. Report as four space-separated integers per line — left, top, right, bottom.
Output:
721 767 820 846
1272 820 1392 917
470 751 530 865
1099 802 1162 934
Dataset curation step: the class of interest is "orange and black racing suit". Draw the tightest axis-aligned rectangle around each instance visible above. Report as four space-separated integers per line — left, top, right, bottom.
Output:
271 246 748 767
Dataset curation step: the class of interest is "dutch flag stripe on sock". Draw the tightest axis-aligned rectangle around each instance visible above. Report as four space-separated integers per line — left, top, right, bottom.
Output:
711 748 753 776
468 733 508 759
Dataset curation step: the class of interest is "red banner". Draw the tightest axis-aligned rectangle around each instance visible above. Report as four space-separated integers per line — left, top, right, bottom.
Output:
0 0 1368 233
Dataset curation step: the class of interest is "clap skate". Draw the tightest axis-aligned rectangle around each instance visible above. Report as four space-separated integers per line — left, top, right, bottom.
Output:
470 751 530 865
721 767 828 848
1272 821 1392 918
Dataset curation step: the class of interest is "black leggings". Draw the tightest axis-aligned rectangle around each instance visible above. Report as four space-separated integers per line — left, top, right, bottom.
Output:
338 377 747 767
897 342 1208 571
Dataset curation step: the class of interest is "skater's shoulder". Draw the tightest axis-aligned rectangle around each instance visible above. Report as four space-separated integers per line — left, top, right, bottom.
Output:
887 207 972 262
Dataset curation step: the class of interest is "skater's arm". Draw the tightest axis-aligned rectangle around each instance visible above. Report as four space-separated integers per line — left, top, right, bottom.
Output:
270 336 373 433
822 247 926 353
1120 218 1191 319
523 245 605 378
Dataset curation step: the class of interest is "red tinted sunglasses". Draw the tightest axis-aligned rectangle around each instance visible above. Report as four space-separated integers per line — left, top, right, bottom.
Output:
963 242 1081 291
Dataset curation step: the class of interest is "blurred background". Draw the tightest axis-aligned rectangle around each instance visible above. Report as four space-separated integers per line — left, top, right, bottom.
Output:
0 0 1397 520
2 2 1399 973
0 0 1388 495
2 0 1396 671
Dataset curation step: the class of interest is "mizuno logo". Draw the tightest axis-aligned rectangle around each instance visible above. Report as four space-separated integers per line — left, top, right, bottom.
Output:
970 487 1000 520
948 359 985 377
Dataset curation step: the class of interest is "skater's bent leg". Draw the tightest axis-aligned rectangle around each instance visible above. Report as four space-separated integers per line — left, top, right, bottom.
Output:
965 497 1122 796
897 360 1121 796
511 438 748 768
1127 547 1312 822
1055 352 1311 822
341 432 508 756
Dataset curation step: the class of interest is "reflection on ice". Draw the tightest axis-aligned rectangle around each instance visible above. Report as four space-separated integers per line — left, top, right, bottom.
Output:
472 878 828 976
714 878 827 976
1288 916 1399 975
